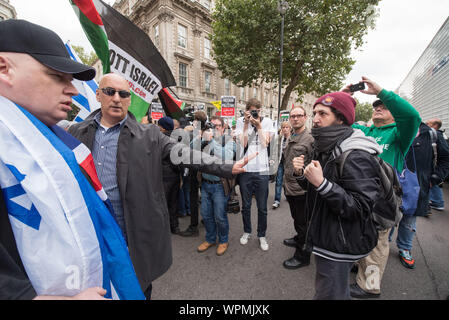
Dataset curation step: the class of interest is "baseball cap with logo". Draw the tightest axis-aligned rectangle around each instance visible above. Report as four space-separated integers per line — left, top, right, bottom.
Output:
0 19 95 81
313 91 357 125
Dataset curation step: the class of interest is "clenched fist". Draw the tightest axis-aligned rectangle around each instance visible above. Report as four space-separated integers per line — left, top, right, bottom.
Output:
292 155 305 175
304 160 324 188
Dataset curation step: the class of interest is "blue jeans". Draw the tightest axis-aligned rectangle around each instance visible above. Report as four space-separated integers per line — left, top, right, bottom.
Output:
274 162 284 202
429 184 444 208
178 175 191 215
200 182 230 244
239 172 269 237
390 214 417 251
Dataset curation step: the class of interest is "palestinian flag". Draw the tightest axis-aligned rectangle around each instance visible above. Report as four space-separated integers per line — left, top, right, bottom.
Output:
158 88 186 120
70 0 178 121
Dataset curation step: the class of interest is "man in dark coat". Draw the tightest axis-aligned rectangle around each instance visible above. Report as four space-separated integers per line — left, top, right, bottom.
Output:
390 122 449 269
69 73 252 299
158 116 181 234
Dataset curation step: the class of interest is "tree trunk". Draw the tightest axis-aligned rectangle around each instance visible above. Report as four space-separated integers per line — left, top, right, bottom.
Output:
280 60 304 112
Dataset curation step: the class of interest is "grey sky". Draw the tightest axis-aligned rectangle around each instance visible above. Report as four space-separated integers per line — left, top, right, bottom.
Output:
9 0 449 105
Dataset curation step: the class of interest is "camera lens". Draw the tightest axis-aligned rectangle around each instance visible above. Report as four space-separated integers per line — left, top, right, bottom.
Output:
250 110 259 119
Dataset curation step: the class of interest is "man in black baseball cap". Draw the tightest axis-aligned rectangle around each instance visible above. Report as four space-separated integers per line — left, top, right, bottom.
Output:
0 20 109 300
0 19 96 127
0 19 95 81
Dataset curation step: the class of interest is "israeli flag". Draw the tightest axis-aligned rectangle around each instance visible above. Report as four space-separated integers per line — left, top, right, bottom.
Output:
65 42 100 122
0 96 144 299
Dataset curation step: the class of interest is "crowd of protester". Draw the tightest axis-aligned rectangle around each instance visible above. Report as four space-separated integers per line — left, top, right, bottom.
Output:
1 19 449 300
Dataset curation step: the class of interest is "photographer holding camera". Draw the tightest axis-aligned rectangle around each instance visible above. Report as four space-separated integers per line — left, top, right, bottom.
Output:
196 116 236 256
235 98 276 251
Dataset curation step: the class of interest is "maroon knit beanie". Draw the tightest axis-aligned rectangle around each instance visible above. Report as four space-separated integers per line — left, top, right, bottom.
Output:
313 92 357 125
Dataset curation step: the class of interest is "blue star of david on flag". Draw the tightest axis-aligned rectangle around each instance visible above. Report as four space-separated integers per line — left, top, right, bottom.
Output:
2 164 41 230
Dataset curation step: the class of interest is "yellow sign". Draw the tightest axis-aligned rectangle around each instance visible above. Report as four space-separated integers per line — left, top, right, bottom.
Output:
210 100 221 111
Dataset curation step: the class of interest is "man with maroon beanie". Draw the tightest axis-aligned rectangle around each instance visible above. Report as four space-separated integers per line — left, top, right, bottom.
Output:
292 91 382 299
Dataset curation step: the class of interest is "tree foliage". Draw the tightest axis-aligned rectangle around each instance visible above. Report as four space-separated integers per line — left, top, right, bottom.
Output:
72 45 98 66
211 0 380 110
355 101 373 123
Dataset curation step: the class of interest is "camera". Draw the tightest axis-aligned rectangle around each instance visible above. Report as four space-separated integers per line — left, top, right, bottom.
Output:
349 82 365 92
250 109 259 119
202 122 215 131
183 106 195 122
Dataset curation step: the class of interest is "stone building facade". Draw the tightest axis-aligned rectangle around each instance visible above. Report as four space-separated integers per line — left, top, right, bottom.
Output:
108 0 315 123
0 0 17 21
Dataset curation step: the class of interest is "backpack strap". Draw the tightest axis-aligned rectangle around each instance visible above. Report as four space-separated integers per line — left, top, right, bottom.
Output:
337 149 354 177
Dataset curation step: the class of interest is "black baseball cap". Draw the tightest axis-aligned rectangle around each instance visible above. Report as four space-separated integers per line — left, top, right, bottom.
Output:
372 99 384 108
0 19 95 81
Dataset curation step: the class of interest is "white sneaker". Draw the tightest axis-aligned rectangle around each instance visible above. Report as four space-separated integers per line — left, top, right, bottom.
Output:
259 237 269 251
272 201 280 209
240 233 251 245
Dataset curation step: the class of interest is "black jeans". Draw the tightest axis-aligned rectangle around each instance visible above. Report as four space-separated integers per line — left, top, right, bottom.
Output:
144 283 153 300
188 171 200 227
239 172 269 237
314 255 353 300
163 178 180 230
285 194 308 258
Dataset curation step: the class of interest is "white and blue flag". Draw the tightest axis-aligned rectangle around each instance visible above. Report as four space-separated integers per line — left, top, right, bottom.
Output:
65 42 100 122
0 96 144 299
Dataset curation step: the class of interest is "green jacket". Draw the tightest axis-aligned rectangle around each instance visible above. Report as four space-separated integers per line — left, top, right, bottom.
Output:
352 89 421 172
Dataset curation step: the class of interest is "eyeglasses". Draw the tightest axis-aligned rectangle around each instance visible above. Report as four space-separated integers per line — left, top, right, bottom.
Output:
290 114 305 119
100 87 131 98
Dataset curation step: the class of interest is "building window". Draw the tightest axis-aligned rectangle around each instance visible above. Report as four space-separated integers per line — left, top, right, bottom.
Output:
178 24 187 48
253 87 258 98
224 79 230 96
204 38 211 59
154 24 159 48
205 71 212 93
203 0 212 10
179 63 188 87
240 87 245 100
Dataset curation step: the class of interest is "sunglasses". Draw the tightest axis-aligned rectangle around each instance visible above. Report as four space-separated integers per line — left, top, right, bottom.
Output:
100 87 131 98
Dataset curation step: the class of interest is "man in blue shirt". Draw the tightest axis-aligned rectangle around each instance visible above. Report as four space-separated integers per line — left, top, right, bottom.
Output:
197 116 236 256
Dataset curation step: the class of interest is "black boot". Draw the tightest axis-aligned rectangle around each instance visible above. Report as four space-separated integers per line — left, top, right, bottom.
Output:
283 249 310 270
179 225 199 237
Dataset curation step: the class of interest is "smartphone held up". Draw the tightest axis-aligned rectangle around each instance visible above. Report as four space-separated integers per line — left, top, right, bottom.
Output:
349 82 365 92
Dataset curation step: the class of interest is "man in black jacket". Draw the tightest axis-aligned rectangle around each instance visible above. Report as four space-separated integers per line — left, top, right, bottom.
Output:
390 122 449 269
426 118 449 211
293 92 382 299
158 116 182 234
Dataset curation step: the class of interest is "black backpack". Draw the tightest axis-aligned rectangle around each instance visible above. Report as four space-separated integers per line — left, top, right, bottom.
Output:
337 150 403 230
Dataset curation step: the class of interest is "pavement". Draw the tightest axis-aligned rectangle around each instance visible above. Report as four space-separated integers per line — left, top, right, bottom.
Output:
151 182 449 300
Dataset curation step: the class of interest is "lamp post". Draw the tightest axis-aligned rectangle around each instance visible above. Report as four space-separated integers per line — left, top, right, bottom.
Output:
277 0 289 128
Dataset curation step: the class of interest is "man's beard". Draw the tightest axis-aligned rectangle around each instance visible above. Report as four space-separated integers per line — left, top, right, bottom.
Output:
313 119 342 129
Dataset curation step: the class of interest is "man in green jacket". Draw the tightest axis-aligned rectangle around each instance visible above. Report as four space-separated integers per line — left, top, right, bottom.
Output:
346 77 421 299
